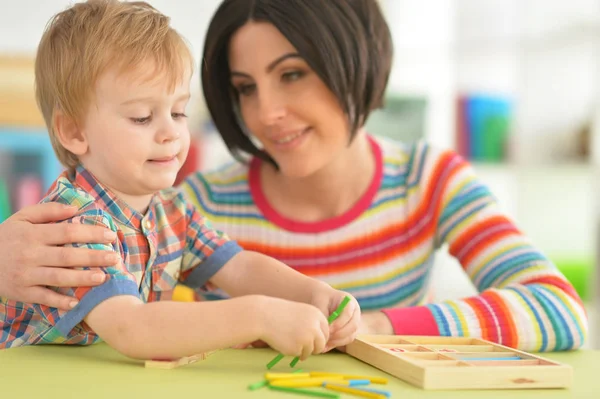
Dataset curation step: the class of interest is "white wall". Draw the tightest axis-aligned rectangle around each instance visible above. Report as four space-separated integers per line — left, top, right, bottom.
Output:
0 0 221 55
0 0 223 127
383 0 456 149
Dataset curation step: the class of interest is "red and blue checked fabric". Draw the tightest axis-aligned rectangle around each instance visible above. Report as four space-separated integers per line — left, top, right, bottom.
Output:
1 165 242 348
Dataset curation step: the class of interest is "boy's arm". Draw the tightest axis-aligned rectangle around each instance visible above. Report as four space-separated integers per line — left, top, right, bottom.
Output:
29 206 140 343
83 294 266 359
210 250 331 302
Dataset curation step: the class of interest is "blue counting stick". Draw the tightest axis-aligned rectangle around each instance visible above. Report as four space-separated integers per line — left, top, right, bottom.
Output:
347 380 371 387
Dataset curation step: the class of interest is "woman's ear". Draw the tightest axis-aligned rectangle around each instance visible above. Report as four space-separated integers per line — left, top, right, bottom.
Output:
53 109 88 156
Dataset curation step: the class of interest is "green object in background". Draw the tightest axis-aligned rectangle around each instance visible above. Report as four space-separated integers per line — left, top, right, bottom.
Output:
365 94 427 143
465 94 512 163
551 256 594 302
0 179 11 223
482 115 509 162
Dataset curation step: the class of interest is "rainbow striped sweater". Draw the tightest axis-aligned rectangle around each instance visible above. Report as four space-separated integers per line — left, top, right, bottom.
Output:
181 136 587 351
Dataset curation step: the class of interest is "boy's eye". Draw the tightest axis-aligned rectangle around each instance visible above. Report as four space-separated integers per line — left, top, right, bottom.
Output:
131 116 151 124
172 112 187 120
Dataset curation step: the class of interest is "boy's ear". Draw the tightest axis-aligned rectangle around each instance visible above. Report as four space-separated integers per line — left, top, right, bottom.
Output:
53 109 88 156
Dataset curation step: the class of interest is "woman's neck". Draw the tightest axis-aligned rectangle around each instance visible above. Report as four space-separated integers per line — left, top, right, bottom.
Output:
260 131 377 223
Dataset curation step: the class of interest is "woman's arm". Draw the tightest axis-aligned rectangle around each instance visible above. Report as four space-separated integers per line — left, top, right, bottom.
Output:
376 145 588 351
0 203 118 309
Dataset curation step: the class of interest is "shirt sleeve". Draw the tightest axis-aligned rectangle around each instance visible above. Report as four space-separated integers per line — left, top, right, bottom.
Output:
381 144 588 351
179 201 243 289
32 206 140 338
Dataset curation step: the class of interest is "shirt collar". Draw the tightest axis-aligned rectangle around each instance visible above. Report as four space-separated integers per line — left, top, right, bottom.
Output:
72 164 156 232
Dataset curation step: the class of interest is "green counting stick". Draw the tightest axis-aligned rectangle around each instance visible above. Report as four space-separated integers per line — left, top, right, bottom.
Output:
289 356 301 368
247 380 269 391
290 296 352 368
266 296 352 369
326 296 351 323
266 354 285 370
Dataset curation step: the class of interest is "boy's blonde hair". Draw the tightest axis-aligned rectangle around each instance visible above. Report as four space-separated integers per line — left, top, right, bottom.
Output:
35 0 194 170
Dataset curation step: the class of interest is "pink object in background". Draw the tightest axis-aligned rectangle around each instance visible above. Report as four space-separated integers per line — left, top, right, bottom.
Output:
15 175 43 210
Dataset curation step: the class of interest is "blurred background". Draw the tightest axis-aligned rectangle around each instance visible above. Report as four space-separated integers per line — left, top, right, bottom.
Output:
0 0 598 348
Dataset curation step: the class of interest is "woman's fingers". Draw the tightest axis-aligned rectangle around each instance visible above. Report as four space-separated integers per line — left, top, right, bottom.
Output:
18 286 80 311
39 222 117 246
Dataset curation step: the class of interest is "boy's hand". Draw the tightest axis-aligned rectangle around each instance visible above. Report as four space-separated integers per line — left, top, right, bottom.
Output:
311 289 361 352
259 297 330 360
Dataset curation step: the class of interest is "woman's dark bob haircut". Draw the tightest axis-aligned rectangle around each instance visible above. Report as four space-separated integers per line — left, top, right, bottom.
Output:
202 0 393 165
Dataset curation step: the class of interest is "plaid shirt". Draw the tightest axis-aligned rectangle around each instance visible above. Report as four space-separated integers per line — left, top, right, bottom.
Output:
0 165 242 348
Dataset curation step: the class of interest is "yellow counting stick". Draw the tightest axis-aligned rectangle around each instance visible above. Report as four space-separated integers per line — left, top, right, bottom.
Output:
310 372 388 385
270 377 346 388
323 384 387 399
265 373 311 380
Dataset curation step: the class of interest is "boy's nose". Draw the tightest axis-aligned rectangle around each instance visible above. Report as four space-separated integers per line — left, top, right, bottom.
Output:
156 121 180 143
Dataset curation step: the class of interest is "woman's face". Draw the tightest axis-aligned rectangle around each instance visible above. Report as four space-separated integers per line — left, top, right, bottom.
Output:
228 21 350 178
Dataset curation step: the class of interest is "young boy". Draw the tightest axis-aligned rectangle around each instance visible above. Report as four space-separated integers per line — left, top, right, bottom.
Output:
0 0 360 361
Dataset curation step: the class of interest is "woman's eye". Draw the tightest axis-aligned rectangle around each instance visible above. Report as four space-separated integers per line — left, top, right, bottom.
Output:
282 71 304 82
236 84 256 96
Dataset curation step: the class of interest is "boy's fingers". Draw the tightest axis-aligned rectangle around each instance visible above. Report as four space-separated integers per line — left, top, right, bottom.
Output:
300 342 314 361
231 343 253 349
314 332 327 355
326 307 360 351
330 301 355 331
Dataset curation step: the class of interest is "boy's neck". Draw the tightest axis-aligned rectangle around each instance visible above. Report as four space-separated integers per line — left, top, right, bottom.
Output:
109 190 153 215
75 165 154 215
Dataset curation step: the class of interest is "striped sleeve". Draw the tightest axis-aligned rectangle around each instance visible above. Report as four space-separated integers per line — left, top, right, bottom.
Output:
383 145 588 351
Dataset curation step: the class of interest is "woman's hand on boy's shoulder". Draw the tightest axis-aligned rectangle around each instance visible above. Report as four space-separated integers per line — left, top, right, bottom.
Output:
0 203 117 310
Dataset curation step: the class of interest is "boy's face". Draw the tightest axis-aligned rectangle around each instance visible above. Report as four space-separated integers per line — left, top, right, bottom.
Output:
78 62 191 210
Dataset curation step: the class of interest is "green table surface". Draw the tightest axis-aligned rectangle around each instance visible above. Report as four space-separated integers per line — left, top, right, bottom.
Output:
1 344 599 398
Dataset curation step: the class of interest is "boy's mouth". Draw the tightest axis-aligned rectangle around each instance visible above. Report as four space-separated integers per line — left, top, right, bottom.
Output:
148 155 178 164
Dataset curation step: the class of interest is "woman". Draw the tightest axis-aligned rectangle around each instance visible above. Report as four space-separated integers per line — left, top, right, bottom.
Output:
0 0 587 351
